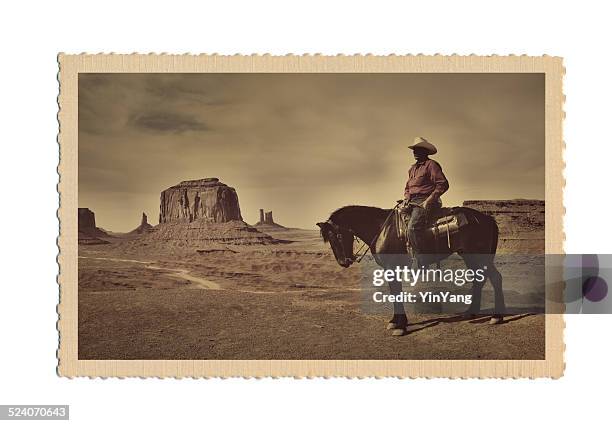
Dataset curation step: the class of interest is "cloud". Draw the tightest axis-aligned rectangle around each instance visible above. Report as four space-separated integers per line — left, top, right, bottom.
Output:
144 75 228 106
128 112 209 133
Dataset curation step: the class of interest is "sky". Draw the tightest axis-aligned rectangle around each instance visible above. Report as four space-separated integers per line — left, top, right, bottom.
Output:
78 73 544 231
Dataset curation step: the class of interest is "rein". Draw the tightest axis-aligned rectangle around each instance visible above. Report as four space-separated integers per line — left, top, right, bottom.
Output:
328 201 402 264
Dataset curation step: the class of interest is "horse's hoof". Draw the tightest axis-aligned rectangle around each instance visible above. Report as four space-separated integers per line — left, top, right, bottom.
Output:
489 317 503 325
391 328 408 336
386 322 406 330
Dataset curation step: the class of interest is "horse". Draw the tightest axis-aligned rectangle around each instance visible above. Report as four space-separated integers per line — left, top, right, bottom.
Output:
317 205 505 336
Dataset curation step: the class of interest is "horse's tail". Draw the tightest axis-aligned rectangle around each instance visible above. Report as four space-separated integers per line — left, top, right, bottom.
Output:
487 215 499 255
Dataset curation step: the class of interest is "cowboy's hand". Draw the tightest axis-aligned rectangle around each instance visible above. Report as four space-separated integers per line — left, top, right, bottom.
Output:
422 196 434 210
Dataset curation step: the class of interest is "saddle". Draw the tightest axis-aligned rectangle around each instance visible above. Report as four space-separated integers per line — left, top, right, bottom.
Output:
398 206 471 252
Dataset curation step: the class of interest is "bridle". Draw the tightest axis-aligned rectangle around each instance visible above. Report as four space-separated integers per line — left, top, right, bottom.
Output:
323 201 402 264
321 220 367 264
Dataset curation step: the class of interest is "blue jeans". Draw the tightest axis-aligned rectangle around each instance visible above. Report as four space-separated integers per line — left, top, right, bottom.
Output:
404 195 439 252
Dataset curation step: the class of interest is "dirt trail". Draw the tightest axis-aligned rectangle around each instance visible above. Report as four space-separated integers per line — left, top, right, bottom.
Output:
78 256 221 290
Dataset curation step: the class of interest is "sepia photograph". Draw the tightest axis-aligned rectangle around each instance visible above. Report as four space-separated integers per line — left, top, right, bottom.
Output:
58 55 564 377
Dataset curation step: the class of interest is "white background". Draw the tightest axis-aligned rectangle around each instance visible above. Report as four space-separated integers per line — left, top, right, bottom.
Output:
0 1 610 424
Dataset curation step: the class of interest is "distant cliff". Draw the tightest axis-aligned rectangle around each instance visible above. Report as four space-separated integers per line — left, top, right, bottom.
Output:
78 208 110 245
254 208 286 229
462 199 544 253
119 178 289 250
159 178 242 224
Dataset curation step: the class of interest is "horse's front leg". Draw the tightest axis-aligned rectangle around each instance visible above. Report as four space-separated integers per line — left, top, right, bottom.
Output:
386 278 408 336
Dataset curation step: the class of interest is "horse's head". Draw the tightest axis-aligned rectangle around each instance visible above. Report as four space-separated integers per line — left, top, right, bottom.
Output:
317 220 355 268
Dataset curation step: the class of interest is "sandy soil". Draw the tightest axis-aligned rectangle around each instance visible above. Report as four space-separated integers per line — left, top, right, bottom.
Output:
78 228 545 360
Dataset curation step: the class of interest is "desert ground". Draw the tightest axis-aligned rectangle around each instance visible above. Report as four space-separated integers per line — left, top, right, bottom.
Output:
78 226 544 360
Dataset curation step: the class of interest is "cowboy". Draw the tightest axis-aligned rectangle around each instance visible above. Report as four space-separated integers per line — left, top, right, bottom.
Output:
401 137 449 254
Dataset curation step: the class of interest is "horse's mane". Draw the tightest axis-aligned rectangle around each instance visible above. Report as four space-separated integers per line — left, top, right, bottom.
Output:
321 205 392 242
329 205 389 223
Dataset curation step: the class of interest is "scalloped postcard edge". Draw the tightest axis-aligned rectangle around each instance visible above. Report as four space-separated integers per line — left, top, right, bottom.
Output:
57 54 565 378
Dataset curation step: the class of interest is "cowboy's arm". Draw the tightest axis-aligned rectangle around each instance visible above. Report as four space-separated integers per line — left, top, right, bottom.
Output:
402 165 413 200
403 180 410 200
423 161 449 207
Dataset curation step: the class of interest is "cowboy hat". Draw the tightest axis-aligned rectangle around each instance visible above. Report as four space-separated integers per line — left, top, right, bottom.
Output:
408 136 437 155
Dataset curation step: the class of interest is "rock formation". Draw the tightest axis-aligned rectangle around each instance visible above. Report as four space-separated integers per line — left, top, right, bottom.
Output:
78 208 110 245
122 178 288 251
78 208 96 231
128 212 154 235
462 199 544 253
255 208 286 229
159 178 242 224
264 211 274 224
